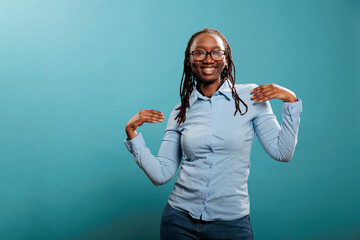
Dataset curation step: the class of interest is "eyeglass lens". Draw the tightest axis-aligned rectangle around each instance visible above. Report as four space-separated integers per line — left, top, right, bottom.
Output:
193 51 225 61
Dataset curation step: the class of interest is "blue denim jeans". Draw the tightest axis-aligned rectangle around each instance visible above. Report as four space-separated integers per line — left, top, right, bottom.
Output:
160 203 254 240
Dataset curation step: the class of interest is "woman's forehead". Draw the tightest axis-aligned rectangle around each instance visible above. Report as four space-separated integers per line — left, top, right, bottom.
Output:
190 33 225 51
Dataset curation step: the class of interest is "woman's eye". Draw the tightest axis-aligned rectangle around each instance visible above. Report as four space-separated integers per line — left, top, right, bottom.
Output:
213 50 222 55
195 51 205 55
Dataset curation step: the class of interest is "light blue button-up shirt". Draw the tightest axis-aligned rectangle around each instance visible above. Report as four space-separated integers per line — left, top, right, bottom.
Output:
124 80 303 221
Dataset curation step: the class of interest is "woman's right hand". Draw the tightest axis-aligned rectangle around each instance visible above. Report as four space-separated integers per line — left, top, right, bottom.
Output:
125 110 165 140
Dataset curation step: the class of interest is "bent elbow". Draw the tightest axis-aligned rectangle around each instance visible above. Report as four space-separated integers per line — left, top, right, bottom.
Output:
152 181 165 186
144 166 174 186
150 176 171 186
273 150 294 162
279 157 292 163
278 152 294 162
150 178 164 186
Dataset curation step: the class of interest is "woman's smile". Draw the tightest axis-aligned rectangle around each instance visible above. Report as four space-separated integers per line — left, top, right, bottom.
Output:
201 66 217 75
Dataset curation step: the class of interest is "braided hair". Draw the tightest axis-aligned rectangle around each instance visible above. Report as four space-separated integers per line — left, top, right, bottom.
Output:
174 28 248 126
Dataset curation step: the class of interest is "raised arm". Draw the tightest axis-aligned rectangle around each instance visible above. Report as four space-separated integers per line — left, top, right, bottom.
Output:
250 84 303 162
124 107 183 185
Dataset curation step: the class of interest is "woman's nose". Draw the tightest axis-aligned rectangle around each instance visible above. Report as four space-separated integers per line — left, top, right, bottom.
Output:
204 52 214 63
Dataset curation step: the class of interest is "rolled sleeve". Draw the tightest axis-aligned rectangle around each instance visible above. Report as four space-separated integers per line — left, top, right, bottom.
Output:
124 132 146 154
283 98 303 115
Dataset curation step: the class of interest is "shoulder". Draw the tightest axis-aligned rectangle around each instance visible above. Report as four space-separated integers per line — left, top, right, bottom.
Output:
164 103 182 129
168 103 181 119
234 83 258 96
172 103 181 113
233 83 271 114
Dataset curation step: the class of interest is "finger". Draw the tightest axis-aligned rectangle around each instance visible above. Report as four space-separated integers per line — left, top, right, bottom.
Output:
149 110 165 119
251 84 265 92
138 110 165 124
141 110 163 116
251 84 271 94
145 115 166 123
260 84 274 88
250 86 260 93
150 110 164 116
151 113 165 120
253 90 275 102
137 114 157 123
144 116 161 123
152 116 165 122
256 93 277 102
251 89 274 100
252 84 275 93
142 111 165 119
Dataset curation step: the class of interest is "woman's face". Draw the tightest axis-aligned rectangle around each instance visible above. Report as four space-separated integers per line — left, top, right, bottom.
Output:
189 33 228 84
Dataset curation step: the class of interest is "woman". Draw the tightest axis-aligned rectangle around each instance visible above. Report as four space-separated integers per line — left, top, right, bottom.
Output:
124 28 302 240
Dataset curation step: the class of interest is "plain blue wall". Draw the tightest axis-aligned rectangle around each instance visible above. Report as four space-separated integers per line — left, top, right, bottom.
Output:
0 0 359 239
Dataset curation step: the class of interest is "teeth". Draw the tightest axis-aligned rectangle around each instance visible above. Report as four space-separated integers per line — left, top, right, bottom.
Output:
203 68 215 70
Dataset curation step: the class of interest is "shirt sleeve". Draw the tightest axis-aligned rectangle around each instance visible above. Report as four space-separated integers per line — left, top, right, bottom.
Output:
124 106 183 186
252 98 303 162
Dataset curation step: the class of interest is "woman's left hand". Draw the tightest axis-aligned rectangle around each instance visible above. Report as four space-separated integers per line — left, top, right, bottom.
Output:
250 84 297 103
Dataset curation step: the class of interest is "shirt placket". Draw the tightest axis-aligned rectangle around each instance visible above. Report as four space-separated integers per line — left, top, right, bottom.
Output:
199 97 215 219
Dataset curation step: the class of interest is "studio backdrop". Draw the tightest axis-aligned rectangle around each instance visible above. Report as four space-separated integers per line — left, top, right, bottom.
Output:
0 0 359 239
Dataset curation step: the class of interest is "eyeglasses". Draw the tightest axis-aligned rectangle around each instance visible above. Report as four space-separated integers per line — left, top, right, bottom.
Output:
190 50 226 61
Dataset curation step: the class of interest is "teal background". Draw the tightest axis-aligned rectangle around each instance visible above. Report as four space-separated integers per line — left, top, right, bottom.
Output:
0 0 359 239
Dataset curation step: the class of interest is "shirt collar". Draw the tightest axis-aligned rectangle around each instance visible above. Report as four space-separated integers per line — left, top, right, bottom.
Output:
189 79 233 108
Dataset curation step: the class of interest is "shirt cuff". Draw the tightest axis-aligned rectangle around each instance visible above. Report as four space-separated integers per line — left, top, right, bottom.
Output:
124 132 146 153
283 97 303 115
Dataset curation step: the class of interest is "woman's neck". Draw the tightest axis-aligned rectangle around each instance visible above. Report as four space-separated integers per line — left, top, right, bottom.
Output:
197 78 223 98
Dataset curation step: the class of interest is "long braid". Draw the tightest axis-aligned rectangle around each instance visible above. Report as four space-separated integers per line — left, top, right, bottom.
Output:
175 28 248 126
